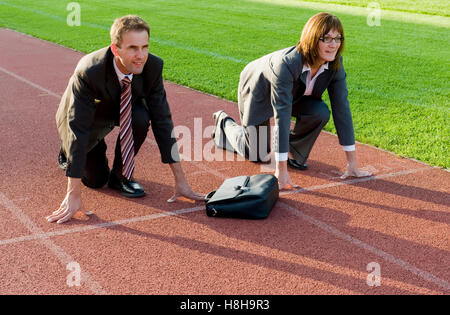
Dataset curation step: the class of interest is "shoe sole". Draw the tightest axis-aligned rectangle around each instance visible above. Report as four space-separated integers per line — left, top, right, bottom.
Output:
120 190 146 198
211 110 225 139
107 182 146 198
287 159 308 171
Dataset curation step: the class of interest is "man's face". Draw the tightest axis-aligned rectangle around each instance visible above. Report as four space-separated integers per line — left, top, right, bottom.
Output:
111 30 149 74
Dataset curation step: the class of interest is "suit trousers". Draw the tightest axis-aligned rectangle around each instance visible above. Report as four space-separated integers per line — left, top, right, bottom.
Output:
289 96 330 164
219 96 329 164
81 104 150 188
219 118 271 162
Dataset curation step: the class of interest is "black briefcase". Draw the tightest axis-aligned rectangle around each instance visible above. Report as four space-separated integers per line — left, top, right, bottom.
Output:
205 174 279 219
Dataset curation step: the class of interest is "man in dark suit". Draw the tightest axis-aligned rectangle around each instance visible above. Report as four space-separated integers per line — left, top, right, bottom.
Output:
47 15 204 224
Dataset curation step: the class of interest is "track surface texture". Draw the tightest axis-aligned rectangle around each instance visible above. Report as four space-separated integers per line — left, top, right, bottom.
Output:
0 29 448 295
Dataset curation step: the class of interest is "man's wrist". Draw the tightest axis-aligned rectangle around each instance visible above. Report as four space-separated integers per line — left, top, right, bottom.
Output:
67 177 81 193
276 160 288 171
169 162 186 182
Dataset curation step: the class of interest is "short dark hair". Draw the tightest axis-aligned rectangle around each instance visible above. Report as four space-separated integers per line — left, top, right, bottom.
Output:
110 15 150 47
296 12 345 70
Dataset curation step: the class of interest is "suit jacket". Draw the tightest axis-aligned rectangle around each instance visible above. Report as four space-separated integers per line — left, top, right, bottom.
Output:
56 47 178 178
237 46 355 153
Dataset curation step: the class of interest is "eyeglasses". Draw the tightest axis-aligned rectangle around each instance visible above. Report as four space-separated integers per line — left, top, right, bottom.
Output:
319 36 344 44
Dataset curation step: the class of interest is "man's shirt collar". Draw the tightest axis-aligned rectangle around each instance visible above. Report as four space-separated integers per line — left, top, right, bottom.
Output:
113 57 133 84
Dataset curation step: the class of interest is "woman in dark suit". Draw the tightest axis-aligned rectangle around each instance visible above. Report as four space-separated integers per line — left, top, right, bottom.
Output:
212 12 371 189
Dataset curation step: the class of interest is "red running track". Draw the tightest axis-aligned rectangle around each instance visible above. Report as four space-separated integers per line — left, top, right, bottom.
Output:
0 28 449 295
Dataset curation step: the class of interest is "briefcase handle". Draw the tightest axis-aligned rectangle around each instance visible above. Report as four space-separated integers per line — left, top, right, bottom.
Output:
205 190 216 202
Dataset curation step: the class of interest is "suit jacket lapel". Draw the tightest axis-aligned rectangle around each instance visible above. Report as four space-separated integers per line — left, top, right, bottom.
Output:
312 68 332 98
300 71 308 85
131 74 144 102
105 48 121 107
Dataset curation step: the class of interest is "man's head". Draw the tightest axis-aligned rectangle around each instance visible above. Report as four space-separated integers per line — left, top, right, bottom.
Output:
110 15 150 74
297 12 345 70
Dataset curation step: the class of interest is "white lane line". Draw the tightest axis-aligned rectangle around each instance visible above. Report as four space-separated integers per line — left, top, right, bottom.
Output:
0 167 429 247
190 161 229 180
0 66 61 98
0 193 107 295
190 166 232 176
279 201 450 292
279 167 431 196
0 205 204 247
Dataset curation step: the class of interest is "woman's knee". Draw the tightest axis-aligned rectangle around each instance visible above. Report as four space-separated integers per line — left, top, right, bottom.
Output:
316 103 330 124
294 97 330 124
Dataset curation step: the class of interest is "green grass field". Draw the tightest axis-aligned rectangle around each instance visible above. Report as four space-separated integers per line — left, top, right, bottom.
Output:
288 0 450 16
1 0 449 168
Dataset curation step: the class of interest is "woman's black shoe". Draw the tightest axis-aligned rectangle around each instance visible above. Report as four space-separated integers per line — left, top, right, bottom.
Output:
287 158 308 170
58 149 68 171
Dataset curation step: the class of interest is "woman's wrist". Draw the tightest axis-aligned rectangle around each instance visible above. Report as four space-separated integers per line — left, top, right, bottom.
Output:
276 160 288 172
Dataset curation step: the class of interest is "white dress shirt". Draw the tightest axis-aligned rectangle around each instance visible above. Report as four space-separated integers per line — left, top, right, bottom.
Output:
113 58 133 87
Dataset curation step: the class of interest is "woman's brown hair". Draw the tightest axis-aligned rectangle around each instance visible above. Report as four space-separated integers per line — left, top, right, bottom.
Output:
296 12 345 71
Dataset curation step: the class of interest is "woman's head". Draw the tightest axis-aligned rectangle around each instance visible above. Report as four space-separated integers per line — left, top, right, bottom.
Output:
297 12 345 70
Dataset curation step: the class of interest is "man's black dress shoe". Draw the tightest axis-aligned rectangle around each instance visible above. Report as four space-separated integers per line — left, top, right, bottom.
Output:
108 173 146 198
287 158 308 170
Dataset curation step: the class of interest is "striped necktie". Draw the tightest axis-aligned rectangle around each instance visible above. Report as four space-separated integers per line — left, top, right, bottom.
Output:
119 76 135 180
